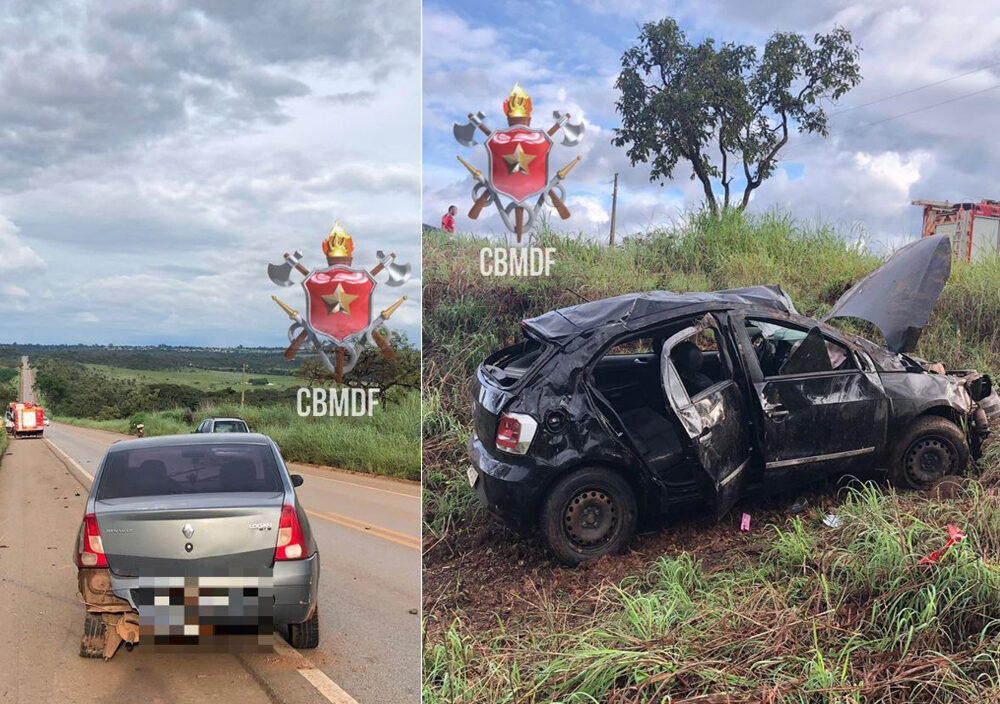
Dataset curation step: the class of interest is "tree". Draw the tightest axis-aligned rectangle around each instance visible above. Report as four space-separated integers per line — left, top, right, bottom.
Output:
614 19 861 213
294 331 419 405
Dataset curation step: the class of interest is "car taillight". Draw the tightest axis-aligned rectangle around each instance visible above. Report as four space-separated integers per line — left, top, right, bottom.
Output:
495 412 538 455
76 513 107 568
275 504 307 561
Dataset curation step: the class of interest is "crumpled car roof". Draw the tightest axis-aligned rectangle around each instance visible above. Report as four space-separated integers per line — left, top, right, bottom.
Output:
522 285 797 345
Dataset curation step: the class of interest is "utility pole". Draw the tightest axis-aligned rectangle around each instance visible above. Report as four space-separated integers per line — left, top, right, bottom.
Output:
609 172 619 247
241 364 247 409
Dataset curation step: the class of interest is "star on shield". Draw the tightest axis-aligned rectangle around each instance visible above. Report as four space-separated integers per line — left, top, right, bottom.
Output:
321 284 358 315
503 144 536 175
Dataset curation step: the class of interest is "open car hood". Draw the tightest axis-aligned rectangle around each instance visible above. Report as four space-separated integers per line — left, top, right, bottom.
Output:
822 234 951 353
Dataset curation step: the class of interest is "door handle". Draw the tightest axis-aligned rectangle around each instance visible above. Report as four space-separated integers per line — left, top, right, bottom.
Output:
632 358 649 365
763 403 789 419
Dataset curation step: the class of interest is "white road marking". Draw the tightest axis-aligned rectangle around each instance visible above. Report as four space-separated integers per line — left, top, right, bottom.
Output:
45 436 93 486
273 638 360 704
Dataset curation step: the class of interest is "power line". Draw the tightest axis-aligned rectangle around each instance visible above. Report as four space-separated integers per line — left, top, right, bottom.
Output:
779 80 1000 162
839 81 1000 133
830 58 1000 115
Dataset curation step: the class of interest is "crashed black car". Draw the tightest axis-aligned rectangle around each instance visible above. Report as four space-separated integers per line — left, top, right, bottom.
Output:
468 235 1000 564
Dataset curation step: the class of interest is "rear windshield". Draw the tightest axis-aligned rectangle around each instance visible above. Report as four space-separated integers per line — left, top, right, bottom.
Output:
97 443 283 500
482 338 547 388
213 420 248 433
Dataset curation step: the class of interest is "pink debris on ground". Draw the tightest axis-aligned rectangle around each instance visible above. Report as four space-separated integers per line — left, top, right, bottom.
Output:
919 524 966 565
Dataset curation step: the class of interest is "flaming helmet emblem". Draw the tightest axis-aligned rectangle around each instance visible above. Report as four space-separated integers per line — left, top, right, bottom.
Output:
323 222 354 259
503 82 532 119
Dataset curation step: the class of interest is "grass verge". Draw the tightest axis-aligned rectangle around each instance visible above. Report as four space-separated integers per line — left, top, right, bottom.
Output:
423 208 1000 702
56 392 420 480
425 446 1000 702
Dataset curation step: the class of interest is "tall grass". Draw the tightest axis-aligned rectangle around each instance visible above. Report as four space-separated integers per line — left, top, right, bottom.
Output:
57 392 420 480
424 209 1000 702
425 472 1000 703
423 209 1000 535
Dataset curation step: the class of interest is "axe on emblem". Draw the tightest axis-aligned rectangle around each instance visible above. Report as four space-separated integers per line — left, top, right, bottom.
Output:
549 111 585 147
267 251 309 287
453 111 491 147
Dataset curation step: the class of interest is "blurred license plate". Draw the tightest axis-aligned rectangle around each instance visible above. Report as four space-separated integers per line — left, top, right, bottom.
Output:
467 466 478 488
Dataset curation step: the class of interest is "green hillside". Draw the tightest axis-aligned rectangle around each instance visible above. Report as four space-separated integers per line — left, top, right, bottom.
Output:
422 209 1000 703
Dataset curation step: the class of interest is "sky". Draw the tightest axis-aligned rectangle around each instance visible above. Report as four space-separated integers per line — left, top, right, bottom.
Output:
423 0 1000 252
0 0 421 346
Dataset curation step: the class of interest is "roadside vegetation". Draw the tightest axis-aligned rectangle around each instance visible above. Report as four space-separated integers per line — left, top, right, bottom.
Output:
32 354 420 480
422 209 1000 702
57 395 419 479
0 366 14 460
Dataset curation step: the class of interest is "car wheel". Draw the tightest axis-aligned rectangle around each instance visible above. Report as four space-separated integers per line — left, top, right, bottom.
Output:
80 612 106 658
540 467 637 566
287 607 319 649
889 416 969 490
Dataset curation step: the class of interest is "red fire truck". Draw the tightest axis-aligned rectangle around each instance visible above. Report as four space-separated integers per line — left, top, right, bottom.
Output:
5 402 44 438
914 199 1000 262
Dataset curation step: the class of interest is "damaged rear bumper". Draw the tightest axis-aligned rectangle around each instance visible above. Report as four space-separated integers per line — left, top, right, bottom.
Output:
104 555 319 626
78 557 319 659
469 436 547 534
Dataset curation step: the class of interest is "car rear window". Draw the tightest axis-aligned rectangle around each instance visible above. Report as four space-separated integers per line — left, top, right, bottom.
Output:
97 443 283 500
482 338 548 388
213 420 248 433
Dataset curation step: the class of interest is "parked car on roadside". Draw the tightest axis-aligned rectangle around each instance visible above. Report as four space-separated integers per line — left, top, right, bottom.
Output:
468 235 1000 564
194 417 250 433
74 433 319 658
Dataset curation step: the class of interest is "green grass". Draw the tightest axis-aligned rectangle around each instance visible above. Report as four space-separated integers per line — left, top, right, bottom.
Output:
423 209 1000 537
423 208 1000 702
82 363 301 391
425 452 1000 702
56 392 420 480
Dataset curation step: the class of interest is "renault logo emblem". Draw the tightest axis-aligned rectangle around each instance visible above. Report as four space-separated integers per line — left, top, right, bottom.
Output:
182 523 194 539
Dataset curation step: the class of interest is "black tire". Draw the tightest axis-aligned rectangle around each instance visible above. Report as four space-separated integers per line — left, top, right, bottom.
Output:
287 607 319 649
80 612 106 658
540 467 638 566
889 416 970 490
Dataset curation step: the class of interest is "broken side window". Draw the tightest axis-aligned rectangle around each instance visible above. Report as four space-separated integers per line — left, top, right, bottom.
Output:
745 319 855 377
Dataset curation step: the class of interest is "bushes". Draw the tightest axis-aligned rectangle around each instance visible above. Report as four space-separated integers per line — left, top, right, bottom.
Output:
57 392 420 480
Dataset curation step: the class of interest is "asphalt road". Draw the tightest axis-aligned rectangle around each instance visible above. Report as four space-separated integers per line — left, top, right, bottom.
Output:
1 357 421 703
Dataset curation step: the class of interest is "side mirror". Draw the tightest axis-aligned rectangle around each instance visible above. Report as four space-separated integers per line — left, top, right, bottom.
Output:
291 474 304 487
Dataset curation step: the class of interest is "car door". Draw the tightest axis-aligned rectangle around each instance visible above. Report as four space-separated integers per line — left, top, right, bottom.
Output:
660 314 754 518
736 315 889 485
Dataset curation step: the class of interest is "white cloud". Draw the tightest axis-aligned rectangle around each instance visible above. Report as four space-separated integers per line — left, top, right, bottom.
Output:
0 1 421 345
0 216 45 275
424 1 1000 252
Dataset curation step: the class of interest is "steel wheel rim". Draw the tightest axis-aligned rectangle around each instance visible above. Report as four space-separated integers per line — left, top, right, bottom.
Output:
904 435 956 486
563 487 617 551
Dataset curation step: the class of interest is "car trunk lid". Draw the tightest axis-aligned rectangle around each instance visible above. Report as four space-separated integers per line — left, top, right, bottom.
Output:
95 493 285 576
823 234 951 352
